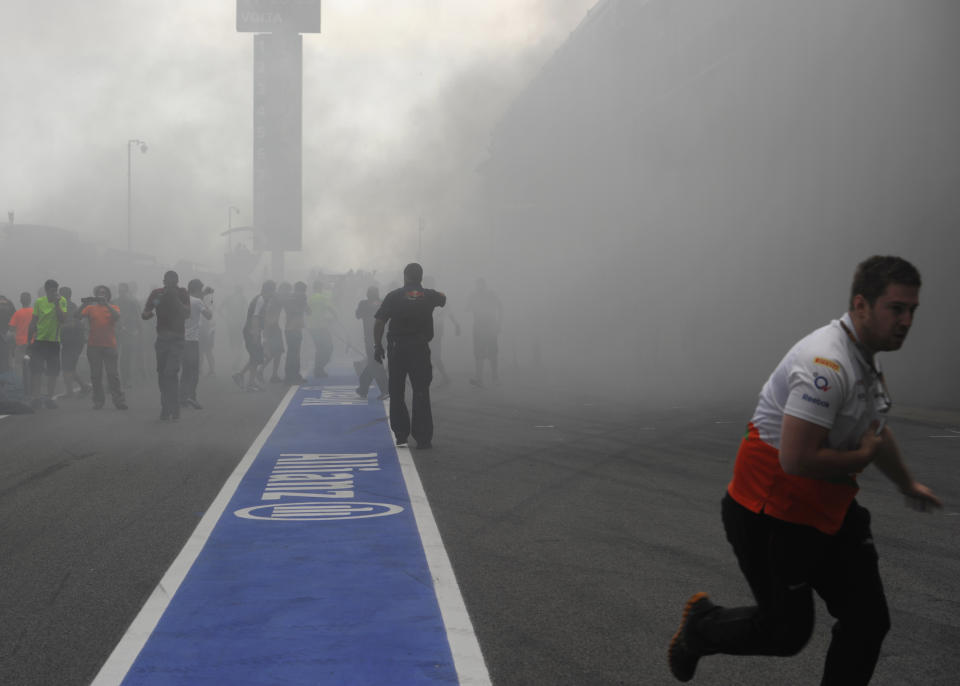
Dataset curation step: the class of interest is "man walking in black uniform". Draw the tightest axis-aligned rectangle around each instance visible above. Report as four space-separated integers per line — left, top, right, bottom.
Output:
373 263 446 448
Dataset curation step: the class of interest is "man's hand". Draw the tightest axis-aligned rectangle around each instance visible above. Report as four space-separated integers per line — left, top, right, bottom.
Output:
902 482 942 512
374 342 385 364
855 422 886 465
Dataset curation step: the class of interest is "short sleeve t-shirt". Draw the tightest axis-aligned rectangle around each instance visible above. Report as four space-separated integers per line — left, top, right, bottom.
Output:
184 296 207 342
728 312 889 534
9 308 33 345
144 287 190 336
307 292 336 329
375 284 446 342
82 304 120 348
33 296 67 342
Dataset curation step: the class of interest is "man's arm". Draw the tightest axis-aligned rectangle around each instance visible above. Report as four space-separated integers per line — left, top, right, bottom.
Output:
872 427 942 510
54 298 66 324
778 414 880 479
142 291 156 320
373 317 386 363
28 313 38 340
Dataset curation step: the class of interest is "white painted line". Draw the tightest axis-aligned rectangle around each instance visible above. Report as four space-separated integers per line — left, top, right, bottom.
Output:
390 405 491 686
90 385 299 686
928 436 960 439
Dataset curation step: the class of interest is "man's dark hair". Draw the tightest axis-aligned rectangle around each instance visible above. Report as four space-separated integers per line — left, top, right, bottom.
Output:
403 263 423 284
95 285 112 301
44 279 59 291
187 278 203 294
163 270 179 286
59 286 72 299
850 256 921 307
19 291 31 306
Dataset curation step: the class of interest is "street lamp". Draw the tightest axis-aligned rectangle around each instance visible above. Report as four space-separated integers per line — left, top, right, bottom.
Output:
227 205 240 250
127 139 148 253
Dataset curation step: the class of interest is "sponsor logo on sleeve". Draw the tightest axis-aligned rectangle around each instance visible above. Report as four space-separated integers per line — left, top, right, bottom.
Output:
802 393 830 408
814 357 840 371
814 375 831 392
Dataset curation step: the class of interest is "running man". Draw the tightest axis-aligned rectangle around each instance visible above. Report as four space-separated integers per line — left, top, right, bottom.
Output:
668 256 941 685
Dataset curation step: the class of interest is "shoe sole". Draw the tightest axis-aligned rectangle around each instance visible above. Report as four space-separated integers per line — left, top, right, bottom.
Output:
668 592 710 683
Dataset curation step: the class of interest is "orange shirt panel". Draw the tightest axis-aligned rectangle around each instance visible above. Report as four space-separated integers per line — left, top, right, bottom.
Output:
727 423 858 535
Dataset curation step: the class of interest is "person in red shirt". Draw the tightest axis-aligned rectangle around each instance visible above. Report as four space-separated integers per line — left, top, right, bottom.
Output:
8 292 33 383
80 285 127 410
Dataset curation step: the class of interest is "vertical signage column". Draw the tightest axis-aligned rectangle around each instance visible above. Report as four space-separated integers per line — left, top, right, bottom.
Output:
253 32 303 252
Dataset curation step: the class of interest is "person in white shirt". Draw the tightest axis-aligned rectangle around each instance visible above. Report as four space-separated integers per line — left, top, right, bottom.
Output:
668 255 941 685
179 278 212 409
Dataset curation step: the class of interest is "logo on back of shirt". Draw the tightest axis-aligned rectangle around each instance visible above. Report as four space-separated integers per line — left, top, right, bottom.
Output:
403 290 424 301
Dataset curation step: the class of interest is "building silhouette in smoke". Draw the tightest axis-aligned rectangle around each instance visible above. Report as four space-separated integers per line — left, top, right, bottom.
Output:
478 0 960 407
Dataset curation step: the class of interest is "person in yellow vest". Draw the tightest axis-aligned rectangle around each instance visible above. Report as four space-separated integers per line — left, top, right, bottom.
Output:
28 279 67 409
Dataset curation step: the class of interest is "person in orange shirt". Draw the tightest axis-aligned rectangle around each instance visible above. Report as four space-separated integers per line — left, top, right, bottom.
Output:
80 285 127 410
8 292 33 383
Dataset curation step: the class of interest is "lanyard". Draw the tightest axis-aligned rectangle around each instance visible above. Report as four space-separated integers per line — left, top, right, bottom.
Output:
839 319 892 413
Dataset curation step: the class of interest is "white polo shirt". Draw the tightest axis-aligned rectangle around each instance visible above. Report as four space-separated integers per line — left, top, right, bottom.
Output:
752 312 889 451
728 312 891 534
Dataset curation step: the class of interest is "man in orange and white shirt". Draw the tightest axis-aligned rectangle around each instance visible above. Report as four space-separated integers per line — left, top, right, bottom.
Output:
669 256 941 686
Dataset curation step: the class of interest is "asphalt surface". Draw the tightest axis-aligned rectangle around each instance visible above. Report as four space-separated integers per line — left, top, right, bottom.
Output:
0 369 957 685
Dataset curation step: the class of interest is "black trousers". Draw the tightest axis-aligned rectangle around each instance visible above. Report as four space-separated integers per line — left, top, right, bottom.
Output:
694 494 890 686
87 346 124 406
179 340 200 402
284 329 303 381
386 336 433 444
358 339 388 396
155 332 184 417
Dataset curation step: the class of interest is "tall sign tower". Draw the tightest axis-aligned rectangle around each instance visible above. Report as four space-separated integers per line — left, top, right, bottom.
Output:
237 0 321 278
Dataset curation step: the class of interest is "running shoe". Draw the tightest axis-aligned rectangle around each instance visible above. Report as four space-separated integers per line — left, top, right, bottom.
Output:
43 397 59 409
232 372 244 389
115 402 128 410
395 436 408 447
668 592 714 682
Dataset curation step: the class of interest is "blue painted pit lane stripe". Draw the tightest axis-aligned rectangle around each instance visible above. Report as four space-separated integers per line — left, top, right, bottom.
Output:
91 381 490 685
91 385 299 685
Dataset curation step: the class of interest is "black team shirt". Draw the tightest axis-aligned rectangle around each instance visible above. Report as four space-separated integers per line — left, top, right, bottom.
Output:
375 283 446 342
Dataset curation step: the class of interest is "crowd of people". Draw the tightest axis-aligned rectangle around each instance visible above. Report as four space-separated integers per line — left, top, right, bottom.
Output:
0 266 505 422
